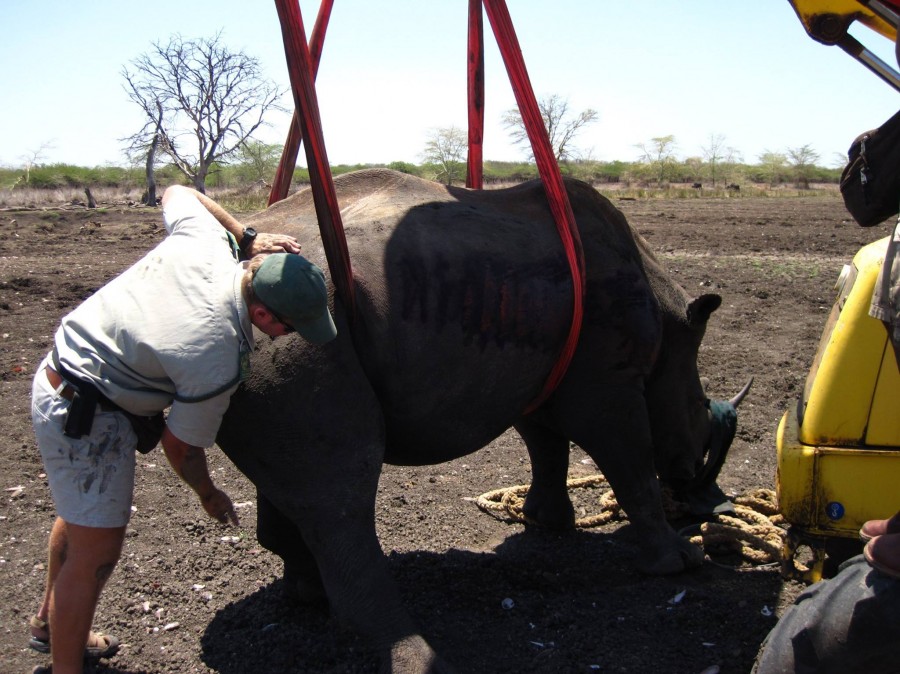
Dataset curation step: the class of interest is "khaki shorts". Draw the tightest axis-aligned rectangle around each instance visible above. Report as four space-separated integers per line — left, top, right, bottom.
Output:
32 359 137 528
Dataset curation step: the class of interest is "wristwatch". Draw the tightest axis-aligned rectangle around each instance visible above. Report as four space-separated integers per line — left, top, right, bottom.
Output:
239 227 258 252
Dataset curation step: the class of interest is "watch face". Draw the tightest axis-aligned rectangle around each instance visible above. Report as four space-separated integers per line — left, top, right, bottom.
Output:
240 227 258 250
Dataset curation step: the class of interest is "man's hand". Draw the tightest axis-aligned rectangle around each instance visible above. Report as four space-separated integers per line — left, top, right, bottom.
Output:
161 426 240 526
200 487 240 525
247 232 301 256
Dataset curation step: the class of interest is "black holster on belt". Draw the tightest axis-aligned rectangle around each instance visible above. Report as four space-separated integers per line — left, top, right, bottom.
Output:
51 350 164 453
125 411 165 454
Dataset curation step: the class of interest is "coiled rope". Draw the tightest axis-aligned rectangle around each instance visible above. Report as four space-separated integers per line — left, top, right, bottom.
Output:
476 477 790 570
684 489 788 569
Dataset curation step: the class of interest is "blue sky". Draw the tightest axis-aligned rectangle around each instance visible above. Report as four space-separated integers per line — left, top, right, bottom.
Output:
1 1 897 169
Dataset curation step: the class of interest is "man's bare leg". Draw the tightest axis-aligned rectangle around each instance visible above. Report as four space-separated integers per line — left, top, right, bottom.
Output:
32 516 68 639
43 519 124 674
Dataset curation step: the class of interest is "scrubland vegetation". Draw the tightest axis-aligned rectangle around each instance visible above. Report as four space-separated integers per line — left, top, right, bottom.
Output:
0 155 842 212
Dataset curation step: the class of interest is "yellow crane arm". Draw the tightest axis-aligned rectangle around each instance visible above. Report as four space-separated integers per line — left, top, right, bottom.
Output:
788 0 900 90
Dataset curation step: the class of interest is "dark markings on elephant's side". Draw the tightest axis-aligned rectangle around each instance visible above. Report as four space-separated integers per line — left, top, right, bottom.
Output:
398 252 571 352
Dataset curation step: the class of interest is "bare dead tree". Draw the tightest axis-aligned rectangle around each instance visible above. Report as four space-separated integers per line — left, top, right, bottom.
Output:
19 141 55 185
121 31 284 193
123 99 164 204
501 94 598 163
701 133 727 188
139 100 164 205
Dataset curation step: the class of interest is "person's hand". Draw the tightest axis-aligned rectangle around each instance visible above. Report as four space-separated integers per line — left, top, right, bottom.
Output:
248 232 302 256
200 487 240 526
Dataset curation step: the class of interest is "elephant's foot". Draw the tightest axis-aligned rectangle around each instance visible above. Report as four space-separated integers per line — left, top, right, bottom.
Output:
382 635 455 674
522 484 575 529
632 527 704 575
282 561 328 609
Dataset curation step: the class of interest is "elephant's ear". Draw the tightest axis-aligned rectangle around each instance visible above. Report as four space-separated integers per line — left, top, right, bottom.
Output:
687 294 722 326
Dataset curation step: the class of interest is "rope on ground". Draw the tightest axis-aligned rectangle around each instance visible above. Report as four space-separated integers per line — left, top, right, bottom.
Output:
686 488 793 570
476 478 791 570
476 474 625 528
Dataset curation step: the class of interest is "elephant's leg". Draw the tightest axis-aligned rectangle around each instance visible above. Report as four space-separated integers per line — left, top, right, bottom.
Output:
247 439 449 673
218 345 451 672
228 431 449 671
256 489 326 607
550 375 703 575
514 417 574 528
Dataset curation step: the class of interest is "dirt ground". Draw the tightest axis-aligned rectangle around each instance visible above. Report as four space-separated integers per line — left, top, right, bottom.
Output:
0 188 889 674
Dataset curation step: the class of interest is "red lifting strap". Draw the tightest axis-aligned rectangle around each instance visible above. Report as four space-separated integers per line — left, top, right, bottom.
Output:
480 0 586 412
274 0 584 413
273 0 356 319
269 0 333 206
466 0 485 190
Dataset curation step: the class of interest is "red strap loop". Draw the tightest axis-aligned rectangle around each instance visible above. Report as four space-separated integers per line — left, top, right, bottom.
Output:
274 1 585 412
269 0 333 206
274 0 355 318
466 0 485 190
480 0 586 412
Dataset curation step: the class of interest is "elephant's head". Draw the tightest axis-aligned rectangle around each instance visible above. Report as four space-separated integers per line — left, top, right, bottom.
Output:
644 293 752 514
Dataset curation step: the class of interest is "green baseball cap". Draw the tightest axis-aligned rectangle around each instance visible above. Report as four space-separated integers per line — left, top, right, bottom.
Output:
252 253 337 344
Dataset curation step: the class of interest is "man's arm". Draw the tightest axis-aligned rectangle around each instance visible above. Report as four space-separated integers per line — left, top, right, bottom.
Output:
161 425 239 525
161 185 301 256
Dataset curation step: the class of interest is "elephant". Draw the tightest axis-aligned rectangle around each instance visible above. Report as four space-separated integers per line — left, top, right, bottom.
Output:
216 168 747 672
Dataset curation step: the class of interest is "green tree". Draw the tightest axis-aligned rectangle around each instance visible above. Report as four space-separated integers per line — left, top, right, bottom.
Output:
683 156 703 184
501 94 598 163
122 31 284 193
387 161 419 175
422 126 467 185
758 150 788 187
786 144 820 189
237 140 283 184
720 145 744 186
635 135 678 186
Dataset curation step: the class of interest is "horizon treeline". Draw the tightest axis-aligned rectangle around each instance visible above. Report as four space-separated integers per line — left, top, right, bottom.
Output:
0 157 843 192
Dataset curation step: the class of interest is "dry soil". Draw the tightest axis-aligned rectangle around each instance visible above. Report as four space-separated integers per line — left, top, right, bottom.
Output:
0 188 888 674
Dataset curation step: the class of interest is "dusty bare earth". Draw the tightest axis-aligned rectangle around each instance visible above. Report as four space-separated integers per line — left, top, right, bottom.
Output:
0 188 889 674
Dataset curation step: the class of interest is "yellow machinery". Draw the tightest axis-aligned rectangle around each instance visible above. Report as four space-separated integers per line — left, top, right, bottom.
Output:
788 0 900 91
777 239 900 581
778 1 899 581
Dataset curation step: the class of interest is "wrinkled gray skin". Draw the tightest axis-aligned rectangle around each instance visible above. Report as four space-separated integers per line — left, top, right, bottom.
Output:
217 169 724 673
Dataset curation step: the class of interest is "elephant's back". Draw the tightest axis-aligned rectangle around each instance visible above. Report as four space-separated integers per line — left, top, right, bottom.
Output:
245 170 658 462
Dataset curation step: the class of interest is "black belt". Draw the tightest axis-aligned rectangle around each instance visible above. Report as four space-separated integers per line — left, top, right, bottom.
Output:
47 351 122 437
46 350 164 453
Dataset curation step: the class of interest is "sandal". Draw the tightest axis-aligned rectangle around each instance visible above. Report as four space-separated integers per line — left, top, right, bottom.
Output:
28 615 120 659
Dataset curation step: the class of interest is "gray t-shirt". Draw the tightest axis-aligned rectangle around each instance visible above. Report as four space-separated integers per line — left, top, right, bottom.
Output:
870 214 900 351
53 189 255 448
